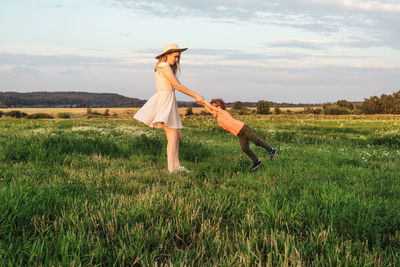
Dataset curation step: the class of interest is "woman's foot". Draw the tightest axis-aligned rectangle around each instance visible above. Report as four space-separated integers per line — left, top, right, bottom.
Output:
173 166 190 173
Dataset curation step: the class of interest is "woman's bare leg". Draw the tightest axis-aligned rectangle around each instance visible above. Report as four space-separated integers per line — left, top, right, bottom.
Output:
163 126 181 172
174 129 181 169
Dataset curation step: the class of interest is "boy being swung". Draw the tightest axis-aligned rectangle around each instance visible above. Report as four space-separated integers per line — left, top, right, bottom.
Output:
203 99 277 170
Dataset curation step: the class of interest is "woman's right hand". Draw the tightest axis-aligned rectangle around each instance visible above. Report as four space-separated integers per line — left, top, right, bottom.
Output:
195 95 205 105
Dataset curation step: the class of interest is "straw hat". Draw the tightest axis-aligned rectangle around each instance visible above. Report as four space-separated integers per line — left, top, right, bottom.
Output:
155 43 188 59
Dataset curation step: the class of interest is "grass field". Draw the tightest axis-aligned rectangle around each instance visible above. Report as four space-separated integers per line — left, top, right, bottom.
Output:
1 113 400 265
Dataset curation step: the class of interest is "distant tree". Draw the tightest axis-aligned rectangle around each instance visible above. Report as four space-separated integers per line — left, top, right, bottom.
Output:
4 110 27 118
256 100 270 114
322 102 333 111
303 107 314 114
302 107 322 114
232 101 244 110
103 109 110 116
324 105 351 115
238 106 251 115
185 107 194 116
26 113 54 119
199 110 211 116
359 96 382 114
0 111 3 118
56 112 71 119
274 107 282 115
379 93 400 114
336 100 354 110
313 108 323 115
359 91 400 114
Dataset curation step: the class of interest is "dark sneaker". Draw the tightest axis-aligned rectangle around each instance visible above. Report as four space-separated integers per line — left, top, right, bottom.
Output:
250 160 262 170
270 148 278 160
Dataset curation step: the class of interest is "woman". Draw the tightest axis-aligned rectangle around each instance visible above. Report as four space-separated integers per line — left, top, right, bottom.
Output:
134 43 204 173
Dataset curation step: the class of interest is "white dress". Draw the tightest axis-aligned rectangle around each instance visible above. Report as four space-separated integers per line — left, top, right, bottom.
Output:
133 62 182 129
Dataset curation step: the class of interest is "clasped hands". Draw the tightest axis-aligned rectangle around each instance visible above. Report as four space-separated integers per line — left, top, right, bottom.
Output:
195 95 205 106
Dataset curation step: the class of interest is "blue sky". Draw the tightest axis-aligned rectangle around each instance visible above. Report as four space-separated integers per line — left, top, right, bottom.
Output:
1 0 399 103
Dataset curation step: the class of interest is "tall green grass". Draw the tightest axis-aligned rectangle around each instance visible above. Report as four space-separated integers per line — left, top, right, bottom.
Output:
0 116 399 265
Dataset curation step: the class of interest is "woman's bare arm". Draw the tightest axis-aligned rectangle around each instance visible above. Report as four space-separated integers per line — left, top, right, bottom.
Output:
159 66 204 105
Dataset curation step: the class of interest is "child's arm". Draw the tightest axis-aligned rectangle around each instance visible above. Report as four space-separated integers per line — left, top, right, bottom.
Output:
203 101 218 116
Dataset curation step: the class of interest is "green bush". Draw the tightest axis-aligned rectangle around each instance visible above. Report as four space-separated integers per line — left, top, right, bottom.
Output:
4 110 27 118
336 99 354 110
232 101 244 110
238 107 251 115
199 110 211 116
0 111 3 118
304 107 323 114
185 107 194 116
256 100 270 114
56 112 71 119
26 113 54 119
324 105 352 115
313 108 323 114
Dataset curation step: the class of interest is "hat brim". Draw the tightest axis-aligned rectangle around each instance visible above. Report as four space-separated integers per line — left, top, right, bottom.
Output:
155 48 188 59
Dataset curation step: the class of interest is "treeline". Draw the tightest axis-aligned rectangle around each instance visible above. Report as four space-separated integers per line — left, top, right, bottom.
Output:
1 90 399 114
187 90 400 116
321 90 400 115
358 91 400 114
0 91 146 108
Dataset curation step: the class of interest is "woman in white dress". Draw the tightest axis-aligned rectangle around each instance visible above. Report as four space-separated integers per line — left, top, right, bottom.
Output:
134 43 205 173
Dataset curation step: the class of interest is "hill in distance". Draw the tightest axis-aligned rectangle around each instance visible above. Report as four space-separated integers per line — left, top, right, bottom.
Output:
0 91 148 108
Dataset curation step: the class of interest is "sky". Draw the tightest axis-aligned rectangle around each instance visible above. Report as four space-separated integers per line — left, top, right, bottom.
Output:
1 0 399 103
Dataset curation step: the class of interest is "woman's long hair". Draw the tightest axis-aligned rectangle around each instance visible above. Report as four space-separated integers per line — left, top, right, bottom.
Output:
154 53 181 75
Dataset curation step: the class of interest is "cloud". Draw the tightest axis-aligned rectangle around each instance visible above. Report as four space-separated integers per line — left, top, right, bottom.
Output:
114 32 133 37
266 37 385 50
0 52 124 68
57 69 82 76
115 0 400 49
189 48 307 60
268 39 327 50
9 66 39 75
1 55 399 103
334 0 400 13
182 63 400 103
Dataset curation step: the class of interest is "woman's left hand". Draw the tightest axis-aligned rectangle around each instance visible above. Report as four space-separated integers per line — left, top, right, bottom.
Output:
195 95 205 105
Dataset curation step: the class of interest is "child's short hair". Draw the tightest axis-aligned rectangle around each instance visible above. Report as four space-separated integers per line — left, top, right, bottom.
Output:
210 98 226 110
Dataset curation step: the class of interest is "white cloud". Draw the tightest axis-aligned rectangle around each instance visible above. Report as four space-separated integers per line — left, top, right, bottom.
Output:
115 0 400 49
0 52 123 67
9 66 39 75
336 0 400 13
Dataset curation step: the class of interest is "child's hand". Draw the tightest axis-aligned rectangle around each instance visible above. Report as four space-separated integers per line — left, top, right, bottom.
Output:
203 101 217 116
195 95 205 105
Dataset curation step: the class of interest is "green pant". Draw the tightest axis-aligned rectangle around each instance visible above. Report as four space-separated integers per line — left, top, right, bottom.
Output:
237 124 272 162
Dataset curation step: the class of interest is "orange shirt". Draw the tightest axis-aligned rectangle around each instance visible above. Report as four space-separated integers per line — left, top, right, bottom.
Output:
212 108 244 136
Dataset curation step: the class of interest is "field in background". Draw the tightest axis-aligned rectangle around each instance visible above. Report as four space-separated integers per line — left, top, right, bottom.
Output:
0 107 141 118
0 106 308 117
1 115 400 265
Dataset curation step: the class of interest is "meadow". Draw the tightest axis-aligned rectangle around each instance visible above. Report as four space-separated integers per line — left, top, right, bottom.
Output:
0 111 400 266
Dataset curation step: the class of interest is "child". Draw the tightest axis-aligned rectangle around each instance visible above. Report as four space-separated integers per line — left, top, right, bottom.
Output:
203 99 277 170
